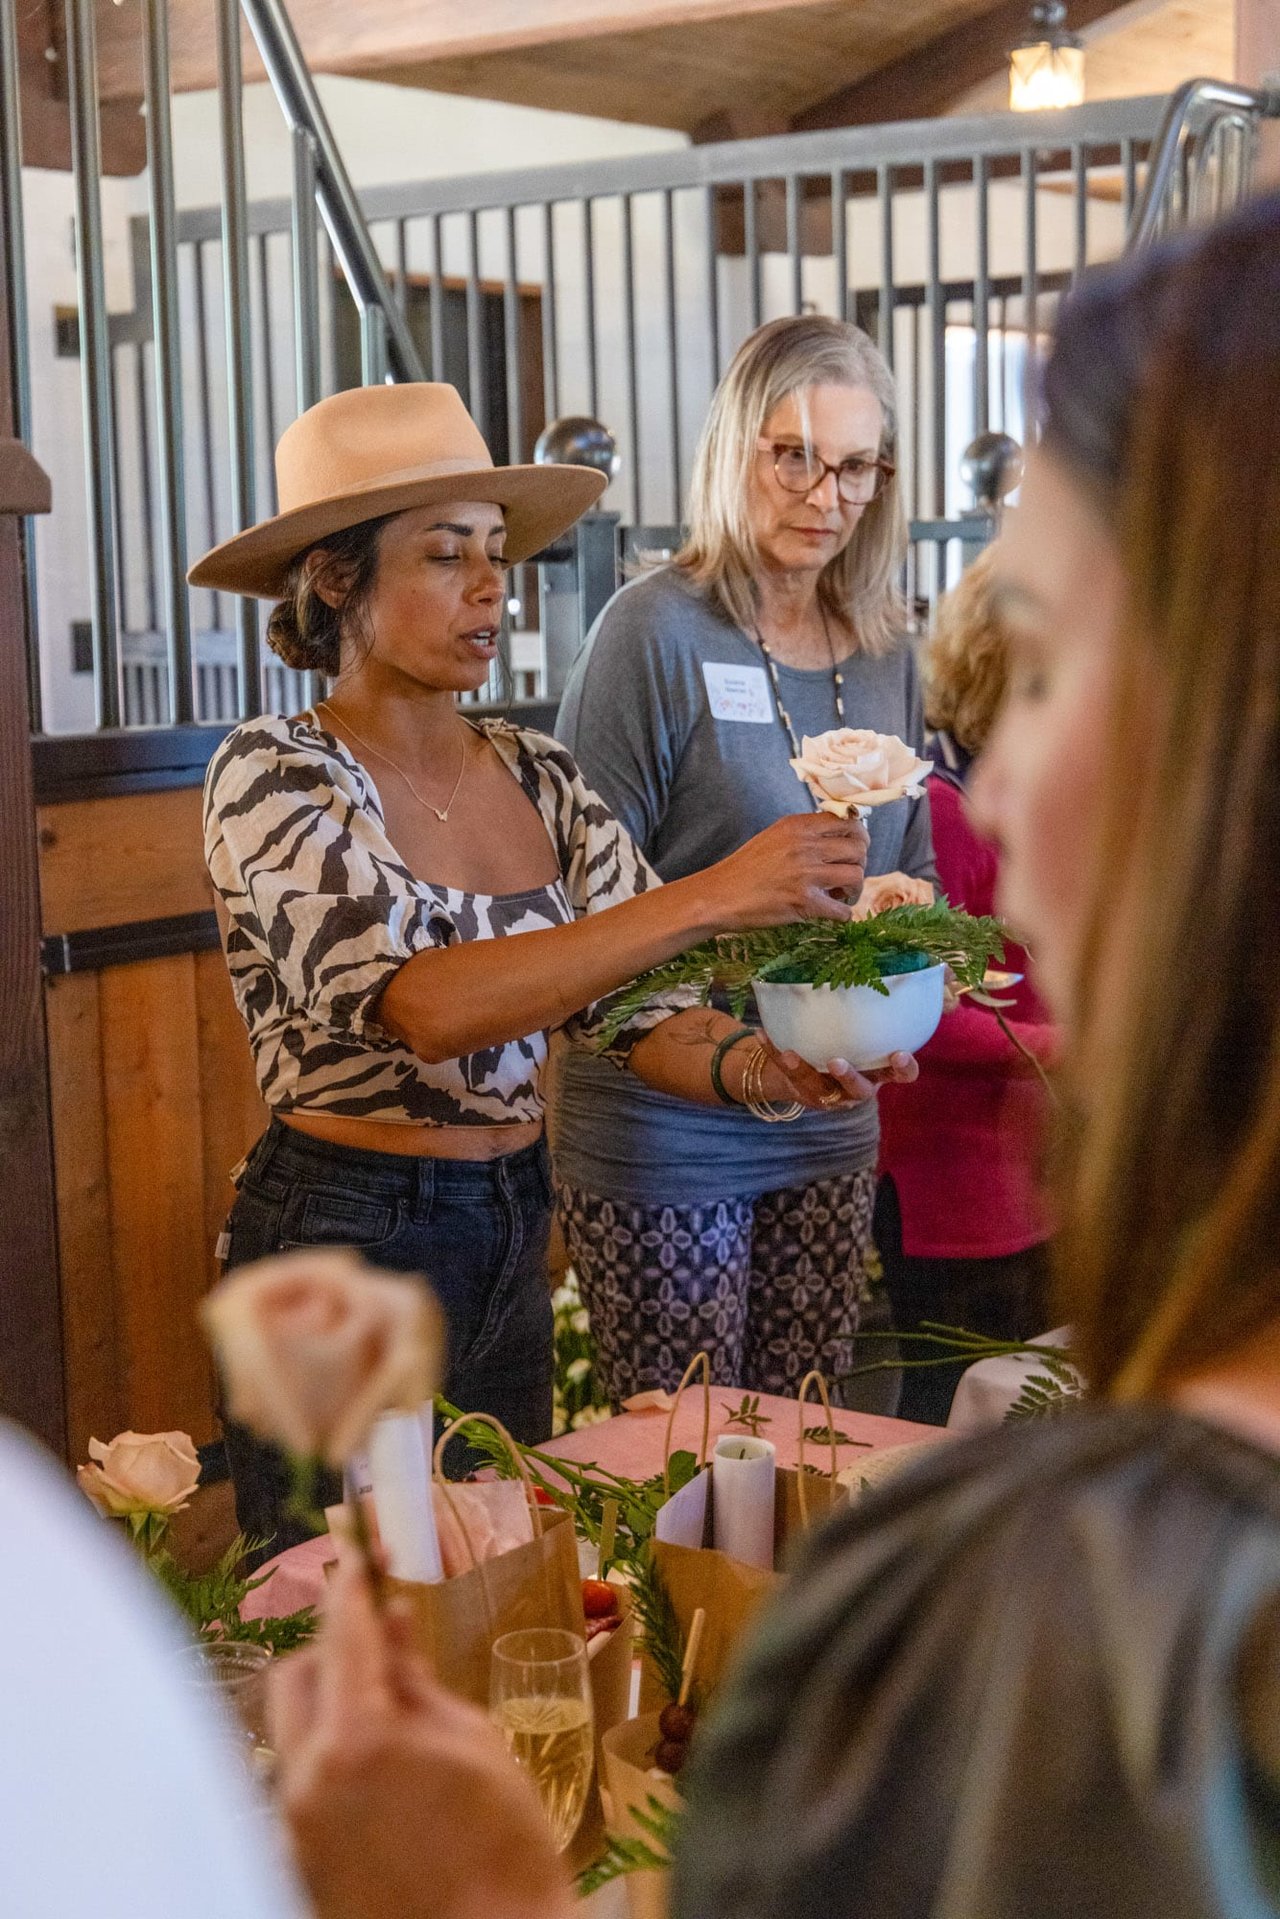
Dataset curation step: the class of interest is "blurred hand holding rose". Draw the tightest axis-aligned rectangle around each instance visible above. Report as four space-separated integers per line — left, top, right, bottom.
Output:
202 1248 444 1469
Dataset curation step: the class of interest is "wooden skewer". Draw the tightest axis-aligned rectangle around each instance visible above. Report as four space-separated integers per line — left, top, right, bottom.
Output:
678 1606 706 1709
598 1497 618 1576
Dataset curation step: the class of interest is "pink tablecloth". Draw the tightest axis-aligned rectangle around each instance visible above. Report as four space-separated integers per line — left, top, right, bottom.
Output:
241 1392 944 1621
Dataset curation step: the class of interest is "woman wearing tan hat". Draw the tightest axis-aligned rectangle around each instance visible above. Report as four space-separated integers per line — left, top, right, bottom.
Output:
194 382 911 1550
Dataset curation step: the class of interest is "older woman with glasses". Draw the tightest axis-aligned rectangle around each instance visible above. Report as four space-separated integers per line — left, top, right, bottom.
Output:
555 314 931 1408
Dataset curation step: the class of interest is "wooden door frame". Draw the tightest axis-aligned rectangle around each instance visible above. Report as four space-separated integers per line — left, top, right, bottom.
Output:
0 192 65 1456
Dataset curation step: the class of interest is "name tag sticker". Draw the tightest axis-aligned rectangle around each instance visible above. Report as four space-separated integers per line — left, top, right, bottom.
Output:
702 661 773 724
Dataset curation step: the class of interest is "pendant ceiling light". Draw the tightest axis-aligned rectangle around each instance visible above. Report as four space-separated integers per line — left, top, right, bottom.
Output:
1009 1 1085 112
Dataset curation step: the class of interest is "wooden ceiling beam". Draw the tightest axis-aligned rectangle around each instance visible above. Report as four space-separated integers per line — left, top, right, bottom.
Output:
16 1 145 175
91 0 867 101
791 0 1134 130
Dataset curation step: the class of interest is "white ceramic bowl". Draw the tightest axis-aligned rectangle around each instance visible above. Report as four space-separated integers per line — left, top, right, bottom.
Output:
754 962 946 1072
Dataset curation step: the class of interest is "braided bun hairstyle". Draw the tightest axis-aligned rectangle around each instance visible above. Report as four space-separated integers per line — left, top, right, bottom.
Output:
264 511 393 675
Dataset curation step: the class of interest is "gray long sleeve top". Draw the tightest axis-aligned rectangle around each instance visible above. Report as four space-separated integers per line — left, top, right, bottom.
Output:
553 564 936 1207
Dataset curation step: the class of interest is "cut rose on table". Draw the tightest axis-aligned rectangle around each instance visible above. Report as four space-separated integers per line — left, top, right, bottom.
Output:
76 1429 201 1520
790 728 932 816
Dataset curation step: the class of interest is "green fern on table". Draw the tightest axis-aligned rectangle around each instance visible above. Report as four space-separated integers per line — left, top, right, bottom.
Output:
599 899 1006 1048
577 1795 683 1894
149 1533 318 1652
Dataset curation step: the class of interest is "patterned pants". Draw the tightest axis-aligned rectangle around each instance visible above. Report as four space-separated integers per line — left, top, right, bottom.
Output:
557 1168 877 1407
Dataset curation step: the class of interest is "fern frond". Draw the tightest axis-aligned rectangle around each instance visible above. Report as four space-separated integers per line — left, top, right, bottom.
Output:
597 900 1007 1048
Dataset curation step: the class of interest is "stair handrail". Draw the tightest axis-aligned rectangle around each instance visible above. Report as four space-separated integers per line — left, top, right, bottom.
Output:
238 0 426 383
1127 75 1280 250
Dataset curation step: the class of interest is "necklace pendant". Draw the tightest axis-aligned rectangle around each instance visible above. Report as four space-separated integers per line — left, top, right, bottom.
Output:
433 808 448 823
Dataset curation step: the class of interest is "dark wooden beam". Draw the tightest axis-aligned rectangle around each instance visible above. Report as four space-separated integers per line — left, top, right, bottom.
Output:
0 198 66 1456
792 0 1130 131
17 0 145 176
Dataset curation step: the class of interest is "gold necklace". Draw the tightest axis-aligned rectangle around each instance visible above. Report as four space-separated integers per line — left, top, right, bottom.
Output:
317 701 473 824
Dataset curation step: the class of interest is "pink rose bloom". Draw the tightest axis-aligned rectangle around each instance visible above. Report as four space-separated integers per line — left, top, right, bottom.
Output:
203 1249 444 1467
851 871 936 921
77 1430 201 1519
791 728 932 815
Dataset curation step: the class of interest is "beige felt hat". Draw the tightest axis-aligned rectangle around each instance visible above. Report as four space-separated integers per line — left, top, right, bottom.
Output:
188 382 607 598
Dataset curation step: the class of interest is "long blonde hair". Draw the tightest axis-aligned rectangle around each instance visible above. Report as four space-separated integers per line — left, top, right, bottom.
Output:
674 315 908 655
1041 198 1280 1399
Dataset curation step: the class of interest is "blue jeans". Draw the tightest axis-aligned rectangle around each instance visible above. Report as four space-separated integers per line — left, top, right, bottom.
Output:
221 1119 555 1556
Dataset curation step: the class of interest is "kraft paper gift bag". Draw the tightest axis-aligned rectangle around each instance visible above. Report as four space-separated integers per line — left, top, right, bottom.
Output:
387 1412 586 1709
600 1711 683 1919
640 1361 846 1708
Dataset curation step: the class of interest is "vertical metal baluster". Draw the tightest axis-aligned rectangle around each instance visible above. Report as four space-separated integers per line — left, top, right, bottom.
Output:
878 163 894 369
503 206 523 463
134 343 157 636
291 125 320 412
466 209 485 429
973 153 989 438
541 202 559 423
216 0 259 718
65 0 121 727
1022 146 1038 447
1121 136 1137 229
582 198 599 421
395 217 409 315
360 306 387 386
744 180 761 331
1073 144 1088 282
911 300 921 520
318 230 339 396
192 243 222 636
1 0 41 726
925 159 945 518
108 345 128 648
621 193 641 524
429 213 446 382
705 184 721 384
786 173 802 315
256 233 279 510
142 0 193 723
831 169 847 324
663 187 680 520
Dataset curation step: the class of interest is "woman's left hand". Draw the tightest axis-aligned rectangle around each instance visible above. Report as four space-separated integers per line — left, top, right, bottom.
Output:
760 1038 918 1108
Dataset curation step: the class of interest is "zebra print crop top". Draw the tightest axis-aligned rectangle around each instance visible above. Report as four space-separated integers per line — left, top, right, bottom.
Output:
203 713 692 1126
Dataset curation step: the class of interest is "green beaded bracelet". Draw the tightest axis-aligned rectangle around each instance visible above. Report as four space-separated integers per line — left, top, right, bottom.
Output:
710 1025 756 1107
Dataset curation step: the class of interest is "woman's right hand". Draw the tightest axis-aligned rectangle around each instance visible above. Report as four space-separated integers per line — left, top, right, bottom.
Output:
706 812 870 928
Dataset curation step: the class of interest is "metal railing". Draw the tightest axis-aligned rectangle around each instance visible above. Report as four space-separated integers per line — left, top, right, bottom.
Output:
1126 76 1280 249
3 2 1272 742
96 90 1175 731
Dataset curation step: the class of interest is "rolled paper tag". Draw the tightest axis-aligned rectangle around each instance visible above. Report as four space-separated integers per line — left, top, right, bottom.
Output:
711 1434 776 1571
367 1405 444 1583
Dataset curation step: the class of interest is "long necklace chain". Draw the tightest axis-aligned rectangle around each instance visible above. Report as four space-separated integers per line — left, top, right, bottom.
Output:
751 607 846 788
317 700 472 824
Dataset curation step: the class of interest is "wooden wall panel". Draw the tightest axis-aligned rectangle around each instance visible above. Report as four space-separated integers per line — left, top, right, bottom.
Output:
37 786 211 935
98 954 217 1442
45 970 121 1462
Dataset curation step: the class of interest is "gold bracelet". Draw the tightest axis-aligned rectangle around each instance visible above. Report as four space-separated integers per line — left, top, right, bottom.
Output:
740 1044 804 1123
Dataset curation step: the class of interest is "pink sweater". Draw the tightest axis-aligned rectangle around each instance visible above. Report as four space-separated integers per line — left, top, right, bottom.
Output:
876 776 1057 1259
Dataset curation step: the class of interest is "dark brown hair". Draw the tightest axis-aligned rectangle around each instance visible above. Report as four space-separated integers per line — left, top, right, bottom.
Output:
264 512 393 675
1042 194 1280 1397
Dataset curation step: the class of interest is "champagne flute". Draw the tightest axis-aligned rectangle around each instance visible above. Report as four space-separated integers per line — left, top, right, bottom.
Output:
490 1627 594 1852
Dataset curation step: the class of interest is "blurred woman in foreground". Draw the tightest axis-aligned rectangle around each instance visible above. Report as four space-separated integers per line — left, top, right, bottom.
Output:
260 193 1280 1919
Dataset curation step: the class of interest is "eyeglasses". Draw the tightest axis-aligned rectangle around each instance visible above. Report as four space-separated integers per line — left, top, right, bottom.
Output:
757 439 896 504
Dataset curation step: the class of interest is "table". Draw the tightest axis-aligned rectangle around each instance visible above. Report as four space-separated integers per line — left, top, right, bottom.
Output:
242 1393 945 1620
